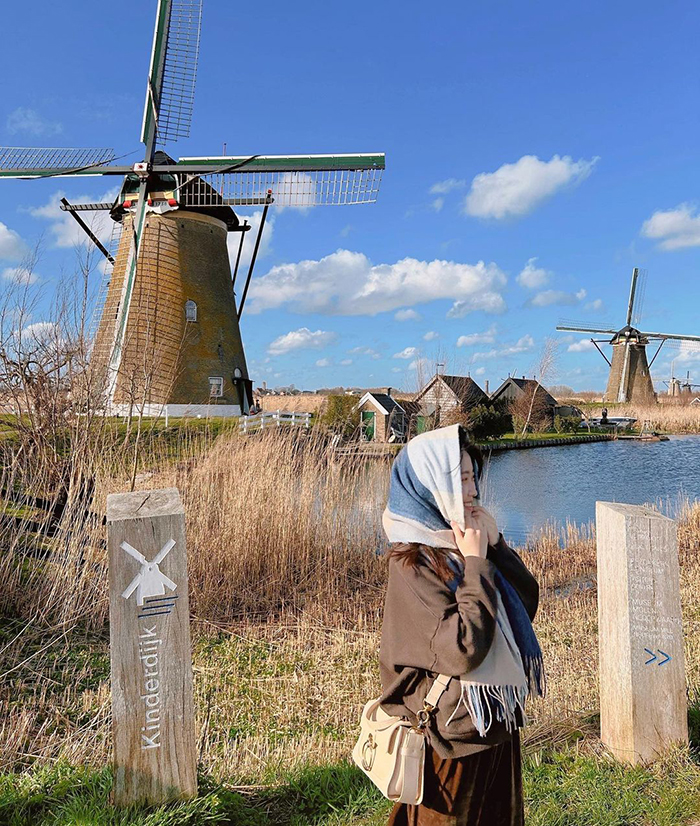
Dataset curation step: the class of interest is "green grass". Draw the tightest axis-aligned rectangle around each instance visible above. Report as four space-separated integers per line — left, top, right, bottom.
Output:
2 743 700 826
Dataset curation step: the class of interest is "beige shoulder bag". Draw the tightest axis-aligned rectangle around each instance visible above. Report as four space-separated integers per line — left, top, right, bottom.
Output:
352 674 451 806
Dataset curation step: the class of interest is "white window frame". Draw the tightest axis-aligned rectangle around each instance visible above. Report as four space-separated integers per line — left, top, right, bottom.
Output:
209 376 224 398
185 300 197 322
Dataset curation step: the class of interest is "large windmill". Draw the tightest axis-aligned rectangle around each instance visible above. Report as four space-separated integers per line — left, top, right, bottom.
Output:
556 268 700 404
0 1 385 416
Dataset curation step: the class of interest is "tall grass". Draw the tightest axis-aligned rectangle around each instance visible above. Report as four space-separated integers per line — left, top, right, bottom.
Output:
591 403 700 434
2 425 699 782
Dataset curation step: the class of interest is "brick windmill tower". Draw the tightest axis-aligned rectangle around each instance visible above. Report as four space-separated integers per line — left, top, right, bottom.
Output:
0 0 385 417
557 268 700 403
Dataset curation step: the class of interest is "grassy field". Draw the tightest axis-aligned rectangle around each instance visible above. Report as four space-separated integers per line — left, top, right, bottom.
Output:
2 427 700 824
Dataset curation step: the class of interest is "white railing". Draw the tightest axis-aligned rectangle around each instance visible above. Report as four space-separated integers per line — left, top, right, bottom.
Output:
240 410 312 433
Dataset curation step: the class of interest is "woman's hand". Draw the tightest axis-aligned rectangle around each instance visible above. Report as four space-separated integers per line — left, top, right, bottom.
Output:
467 506 500 547
450 513 488 559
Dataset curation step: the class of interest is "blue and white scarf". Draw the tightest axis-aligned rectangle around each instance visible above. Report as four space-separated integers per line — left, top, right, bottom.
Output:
382 424 546 736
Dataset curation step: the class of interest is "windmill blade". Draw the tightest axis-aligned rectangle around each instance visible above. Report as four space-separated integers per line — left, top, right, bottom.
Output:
625 267 639 326
0 146 124 179
120 541 147 565
176 153 385 207
556 324 618 335
104 183 150 404
631 268 647 327
141 0 203 152
640 331 700 343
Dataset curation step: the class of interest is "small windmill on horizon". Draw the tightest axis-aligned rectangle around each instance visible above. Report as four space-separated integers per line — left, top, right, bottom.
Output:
556 268 700 404
0 0 385 417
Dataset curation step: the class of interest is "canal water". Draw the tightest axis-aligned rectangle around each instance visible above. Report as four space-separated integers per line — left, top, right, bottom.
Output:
479 435 700 544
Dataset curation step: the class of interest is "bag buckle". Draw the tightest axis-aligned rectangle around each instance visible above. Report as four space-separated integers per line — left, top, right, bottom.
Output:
414 702 435 731
361 733 377 770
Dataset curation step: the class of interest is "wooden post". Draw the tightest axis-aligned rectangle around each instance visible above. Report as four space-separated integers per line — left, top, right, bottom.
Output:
107 488 197 805
596 501 688 764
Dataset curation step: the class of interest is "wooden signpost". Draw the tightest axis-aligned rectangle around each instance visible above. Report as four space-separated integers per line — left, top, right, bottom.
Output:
596 501 688 764
107 488 197 806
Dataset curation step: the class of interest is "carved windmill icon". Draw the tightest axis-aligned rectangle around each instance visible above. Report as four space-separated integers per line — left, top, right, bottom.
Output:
556 268 700 404
0 1 385 416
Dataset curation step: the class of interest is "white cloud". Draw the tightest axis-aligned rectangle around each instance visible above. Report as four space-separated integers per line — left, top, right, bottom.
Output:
585 298 604 311
475 367 486 376
516 257 551 289
471 334 535 362
315 358 331 367
409 357 432 373
429 179 467 212
446 290 507 317
391 367 403 373
456 325 497 347
349 345 381 359
393 347 419 359
246 250 508 316
430 178 467 195
340 225 353 237
29 188 119 249
529 288 586 307
463 154 598 220
674 341 700 364
267 327 337 356
340 358 353 366
395 308 421 321
0 222 27 261
227 209 275 274
1 266 38 285
6 107 62 137
568 339 595 352
641 204 700 250
423 331 439 341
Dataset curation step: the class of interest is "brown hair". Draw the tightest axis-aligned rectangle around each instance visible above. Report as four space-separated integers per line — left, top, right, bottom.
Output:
387 426 484 585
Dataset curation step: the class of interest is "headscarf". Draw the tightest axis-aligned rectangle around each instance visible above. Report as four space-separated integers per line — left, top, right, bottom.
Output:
382 424 546 736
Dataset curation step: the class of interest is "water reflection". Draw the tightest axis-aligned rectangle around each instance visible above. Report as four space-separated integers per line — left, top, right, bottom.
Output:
479 435 700 544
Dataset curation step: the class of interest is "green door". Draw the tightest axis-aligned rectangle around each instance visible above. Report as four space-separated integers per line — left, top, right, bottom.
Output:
416 415 429 434
361 411 375 440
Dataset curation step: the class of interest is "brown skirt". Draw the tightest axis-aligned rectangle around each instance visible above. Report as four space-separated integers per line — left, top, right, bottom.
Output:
386 732 524 826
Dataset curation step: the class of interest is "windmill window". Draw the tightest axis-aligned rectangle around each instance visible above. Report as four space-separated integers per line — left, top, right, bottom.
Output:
209 377 224 398
185 300 197 322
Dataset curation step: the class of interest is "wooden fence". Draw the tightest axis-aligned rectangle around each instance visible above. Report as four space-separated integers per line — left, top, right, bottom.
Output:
240 410 312 433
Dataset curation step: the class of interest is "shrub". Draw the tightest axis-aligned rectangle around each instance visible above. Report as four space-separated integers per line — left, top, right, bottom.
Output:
465 404 511 440
320 394 359 438
553 415 582 434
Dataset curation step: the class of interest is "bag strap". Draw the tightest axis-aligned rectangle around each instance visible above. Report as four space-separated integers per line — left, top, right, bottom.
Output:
424 673 451 708
415 673 452 730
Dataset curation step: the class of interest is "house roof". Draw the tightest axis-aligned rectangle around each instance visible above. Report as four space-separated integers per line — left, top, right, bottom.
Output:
490 377 558 407
357 392 406 416
415 374 489 407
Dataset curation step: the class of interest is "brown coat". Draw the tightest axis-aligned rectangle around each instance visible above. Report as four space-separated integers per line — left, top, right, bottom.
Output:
379 534 539 759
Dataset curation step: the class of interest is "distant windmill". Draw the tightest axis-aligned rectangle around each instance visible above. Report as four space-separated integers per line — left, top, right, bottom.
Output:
556 268 700 404
663 362 700 397
0 1 385 416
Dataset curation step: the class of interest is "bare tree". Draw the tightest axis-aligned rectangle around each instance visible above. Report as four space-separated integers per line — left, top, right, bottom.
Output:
510 338 560 437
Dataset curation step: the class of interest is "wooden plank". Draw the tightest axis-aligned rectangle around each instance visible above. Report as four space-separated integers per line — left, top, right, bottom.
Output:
596 501 688 764
107 488 197 805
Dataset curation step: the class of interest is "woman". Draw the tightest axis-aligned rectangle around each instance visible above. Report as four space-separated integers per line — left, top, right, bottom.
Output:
379 423 545 825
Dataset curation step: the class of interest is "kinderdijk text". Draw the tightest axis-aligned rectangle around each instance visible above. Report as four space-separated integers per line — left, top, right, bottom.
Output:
139 622 163 750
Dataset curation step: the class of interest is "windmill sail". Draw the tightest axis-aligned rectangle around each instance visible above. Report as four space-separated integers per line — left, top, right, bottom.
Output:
141 0 203 148
177 153 385 207
0 147 116 178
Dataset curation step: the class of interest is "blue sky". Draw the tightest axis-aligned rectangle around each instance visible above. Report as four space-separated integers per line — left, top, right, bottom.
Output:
1 0 699 394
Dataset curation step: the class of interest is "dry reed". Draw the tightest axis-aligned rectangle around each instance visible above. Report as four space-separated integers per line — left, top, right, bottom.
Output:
1 426 699 783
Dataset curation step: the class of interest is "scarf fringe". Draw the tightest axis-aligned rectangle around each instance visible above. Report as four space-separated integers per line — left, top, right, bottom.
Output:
447 682 530 737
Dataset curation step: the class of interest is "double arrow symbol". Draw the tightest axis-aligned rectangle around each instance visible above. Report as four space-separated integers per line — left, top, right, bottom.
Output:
644 648 671 665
